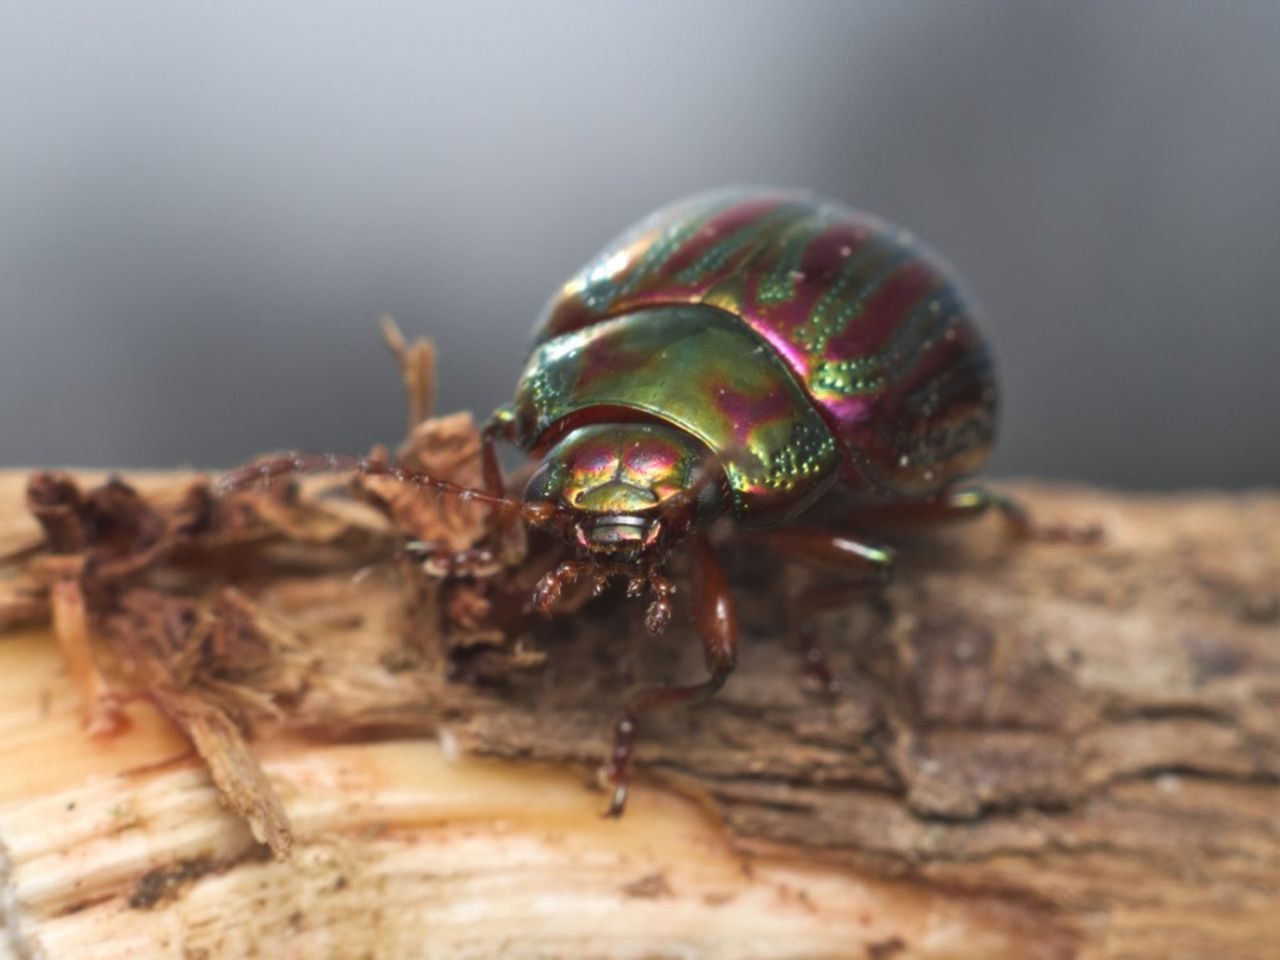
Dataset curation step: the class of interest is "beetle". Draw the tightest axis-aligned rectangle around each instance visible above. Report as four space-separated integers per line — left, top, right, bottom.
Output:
221 187 1087 814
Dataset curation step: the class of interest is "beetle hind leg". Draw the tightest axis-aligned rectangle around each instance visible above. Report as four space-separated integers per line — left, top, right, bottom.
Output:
917 487 1103 544
846 487 1102 544
977 489 1103 544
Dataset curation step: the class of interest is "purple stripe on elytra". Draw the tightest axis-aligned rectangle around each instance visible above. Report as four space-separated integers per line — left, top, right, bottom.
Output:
529 189 998 502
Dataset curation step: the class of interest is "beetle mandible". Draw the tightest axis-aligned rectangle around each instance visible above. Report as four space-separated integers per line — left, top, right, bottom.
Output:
222 188 1081 814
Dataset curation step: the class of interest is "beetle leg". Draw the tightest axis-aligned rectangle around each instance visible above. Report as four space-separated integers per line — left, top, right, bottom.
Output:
762 529 896 579
828 487 1102 544
532 559 587 617
859 487 1102 544
603 533 737 817
479 406 530 564
977 489 1103 544
643 570 675 634
758 529 895 695
480 406 517 497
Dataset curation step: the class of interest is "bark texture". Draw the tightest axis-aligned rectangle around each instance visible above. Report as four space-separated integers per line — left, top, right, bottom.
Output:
0 458 1276 959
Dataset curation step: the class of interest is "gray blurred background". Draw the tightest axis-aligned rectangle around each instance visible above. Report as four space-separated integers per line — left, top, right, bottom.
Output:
1 1 1277 489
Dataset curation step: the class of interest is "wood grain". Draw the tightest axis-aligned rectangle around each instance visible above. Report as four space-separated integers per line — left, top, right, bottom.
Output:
0 470 1277 959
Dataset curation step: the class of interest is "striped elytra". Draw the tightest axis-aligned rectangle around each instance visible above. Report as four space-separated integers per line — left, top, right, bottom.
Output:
515 188 998 522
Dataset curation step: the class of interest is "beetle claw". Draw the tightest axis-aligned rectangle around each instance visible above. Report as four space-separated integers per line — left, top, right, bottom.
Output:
604 780 629 818
601 711 637 817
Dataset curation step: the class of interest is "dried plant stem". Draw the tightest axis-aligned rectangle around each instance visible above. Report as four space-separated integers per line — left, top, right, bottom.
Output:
380 315 438 431
48 577 122 735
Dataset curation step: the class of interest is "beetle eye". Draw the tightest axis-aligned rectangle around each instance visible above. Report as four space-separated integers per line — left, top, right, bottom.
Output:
522 459 569 510
692 475 726 523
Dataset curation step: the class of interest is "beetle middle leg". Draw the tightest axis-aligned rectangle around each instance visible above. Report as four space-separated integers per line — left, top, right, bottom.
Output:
758 529 895 695
603 532 737 817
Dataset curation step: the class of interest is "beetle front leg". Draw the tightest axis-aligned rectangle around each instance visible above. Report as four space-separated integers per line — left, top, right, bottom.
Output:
759 529 895 694
603 533 737 817
480 406 517 497
532 559 590 617
479 406 529 564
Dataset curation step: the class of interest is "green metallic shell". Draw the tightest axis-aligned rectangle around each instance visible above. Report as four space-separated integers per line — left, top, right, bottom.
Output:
535 188 997 501
513 304 840 523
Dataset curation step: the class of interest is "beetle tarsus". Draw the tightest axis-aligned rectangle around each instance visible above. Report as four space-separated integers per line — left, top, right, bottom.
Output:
533 560 583 617
988 491 1104 545
643 600 671 635
643 572 675 634
802 633 842 698
600 669 731 817
1027 521 1104 544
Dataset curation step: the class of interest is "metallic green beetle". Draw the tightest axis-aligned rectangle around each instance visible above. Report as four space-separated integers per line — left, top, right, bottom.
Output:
225 188 1085 814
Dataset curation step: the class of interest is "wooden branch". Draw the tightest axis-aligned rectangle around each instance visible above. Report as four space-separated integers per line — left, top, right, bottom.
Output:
0 467 1277 959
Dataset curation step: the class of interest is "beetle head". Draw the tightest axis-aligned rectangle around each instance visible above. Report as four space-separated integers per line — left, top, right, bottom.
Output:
523 422 727 560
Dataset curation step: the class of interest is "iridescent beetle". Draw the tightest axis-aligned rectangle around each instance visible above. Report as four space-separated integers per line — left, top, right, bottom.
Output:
222 188 1084 814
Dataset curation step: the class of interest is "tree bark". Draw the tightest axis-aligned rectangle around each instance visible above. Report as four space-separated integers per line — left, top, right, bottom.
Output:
0 468 1276 960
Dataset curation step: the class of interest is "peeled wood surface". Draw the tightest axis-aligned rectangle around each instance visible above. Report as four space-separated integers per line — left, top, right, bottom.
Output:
1 469 1278 959
0 628 1035 959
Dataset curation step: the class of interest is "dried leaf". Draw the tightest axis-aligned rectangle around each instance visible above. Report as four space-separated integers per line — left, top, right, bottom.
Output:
354 416 491 551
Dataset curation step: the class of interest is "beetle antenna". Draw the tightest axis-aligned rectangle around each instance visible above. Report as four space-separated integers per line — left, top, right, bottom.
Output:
215 451 560 526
